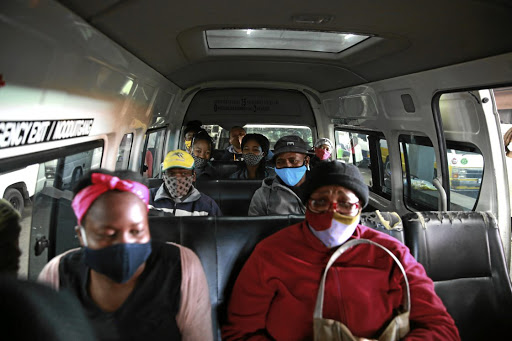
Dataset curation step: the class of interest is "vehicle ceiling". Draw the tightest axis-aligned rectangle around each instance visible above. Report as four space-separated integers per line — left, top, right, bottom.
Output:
58 0 512 93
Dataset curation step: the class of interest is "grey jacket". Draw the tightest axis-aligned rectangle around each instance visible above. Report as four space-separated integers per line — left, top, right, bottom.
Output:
248 176 306 216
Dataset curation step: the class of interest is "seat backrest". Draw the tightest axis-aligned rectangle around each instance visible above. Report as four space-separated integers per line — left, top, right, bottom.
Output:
402 211 512 340
209 160 241 179
148 215 302 341
148 213 407 340
196 179 262 215
360 211 404 243
147 177 163 189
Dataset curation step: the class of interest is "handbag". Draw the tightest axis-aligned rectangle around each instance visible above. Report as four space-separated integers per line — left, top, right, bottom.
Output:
313 238 410 341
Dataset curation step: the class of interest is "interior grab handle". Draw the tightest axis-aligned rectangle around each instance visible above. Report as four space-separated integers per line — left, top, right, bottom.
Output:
432 177 447 211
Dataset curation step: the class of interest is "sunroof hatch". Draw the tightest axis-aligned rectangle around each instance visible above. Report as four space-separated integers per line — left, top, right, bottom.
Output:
206 29 369 53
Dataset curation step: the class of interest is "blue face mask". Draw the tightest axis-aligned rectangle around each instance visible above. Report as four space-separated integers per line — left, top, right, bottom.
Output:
275 165 307 187
84 242 152 283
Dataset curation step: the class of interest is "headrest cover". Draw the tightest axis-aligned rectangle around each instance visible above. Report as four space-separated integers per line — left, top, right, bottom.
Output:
71 173 149 225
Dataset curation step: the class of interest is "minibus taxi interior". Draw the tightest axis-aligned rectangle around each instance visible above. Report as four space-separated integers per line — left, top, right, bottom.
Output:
2 0 512 339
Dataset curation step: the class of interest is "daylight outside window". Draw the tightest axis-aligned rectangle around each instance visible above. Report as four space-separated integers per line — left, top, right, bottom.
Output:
206 29 369 53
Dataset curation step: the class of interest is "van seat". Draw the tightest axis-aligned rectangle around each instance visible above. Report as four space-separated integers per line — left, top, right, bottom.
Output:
148 212 405 340
402 211 512 341
148 215 302 341
147 178 163 189
210 160 241 179
196 179 262 216
360 210 404 243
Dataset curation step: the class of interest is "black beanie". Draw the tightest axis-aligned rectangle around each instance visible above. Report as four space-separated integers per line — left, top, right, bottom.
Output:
302 161 369 208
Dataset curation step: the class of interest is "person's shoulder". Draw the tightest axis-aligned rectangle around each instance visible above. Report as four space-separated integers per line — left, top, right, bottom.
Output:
166 242 202 268
150 241 182 261
149 186 160 199
229 169 243 179
220 149 233 160
198 191 217 204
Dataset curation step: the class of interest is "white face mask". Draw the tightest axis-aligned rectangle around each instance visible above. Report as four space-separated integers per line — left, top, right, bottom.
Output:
307 211 360 248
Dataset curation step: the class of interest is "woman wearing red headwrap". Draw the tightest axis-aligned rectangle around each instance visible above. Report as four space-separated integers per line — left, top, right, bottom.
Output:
38 169 212 341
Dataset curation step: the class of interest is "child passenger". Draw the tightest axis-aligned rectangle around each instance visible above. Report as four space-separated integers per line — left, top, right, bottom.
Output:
191 130 218 179
229 133 275 180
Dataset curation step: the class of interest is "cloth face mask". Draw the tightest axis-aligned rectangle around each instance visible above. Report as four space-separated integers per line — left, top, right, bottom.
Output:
306 210 361 248
244 153 265 166
192 154 208 169
80 227 152 283
315 148 331 160
275 165 307 187
163 173 194 199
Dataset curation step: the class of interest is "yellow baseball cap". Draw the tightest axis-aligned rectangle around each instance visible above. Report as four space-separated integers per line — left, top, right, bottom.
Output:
162 149 195 171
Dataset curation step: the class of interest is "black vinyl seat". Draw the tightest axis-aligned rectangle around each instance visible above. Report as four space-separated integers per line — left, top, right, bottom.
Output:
147 177 262 216
402 211 512 341
148 215 303 341
359 210 404 243
209 160 242 179
148 212 404 340
195 179 262 216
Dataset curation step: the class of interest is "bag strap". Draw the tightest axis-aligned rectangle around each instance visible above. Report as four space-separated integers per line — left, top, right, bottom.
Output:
313 238 411 319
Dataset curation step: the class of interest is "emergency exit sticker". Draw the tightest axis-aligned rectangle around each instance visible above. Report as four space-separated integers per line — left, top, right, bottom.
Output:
0 119 94 149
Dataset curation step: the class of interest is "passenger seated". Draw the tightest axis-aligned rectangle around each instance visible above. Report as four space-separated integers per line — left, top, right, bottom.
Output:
183 120 203 153
223 161 460 340
220 126 246 161
149 150 222 216
38 170 212 340
229 133 275 180
248 135 311 215
0 199 21 275
191 130 218 179
310 137 334 168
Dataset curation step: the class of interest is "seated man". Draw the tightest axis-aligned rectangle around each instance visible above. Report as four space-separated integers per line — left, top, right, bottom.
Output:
220 126 246 161
223 161 460 340
38 170 213 340
150 150 222 216
248 135 310 215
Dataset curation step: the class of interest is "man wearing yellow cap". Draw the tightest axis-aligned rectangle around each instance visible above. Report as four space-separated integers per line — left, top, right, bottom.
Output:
149 150 222 216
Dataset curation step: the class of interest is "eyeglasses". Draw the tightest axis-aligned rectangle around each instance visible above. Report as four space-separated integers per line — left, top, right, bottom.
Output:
308 198 360 214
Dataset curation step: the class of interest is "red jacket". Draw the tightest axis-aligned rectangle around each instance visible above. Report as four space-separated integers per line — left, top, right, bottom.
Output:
222 221 460 341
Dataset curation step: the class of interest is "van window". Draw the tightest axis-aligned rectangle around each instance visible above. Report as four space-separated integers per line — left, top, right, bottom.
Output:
202 124 313 150
115 133 133 170
335 130 390 200
0 143 104 279
399 135 439 210
141 129 166 178
399 135 482 211
446 144 483 210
